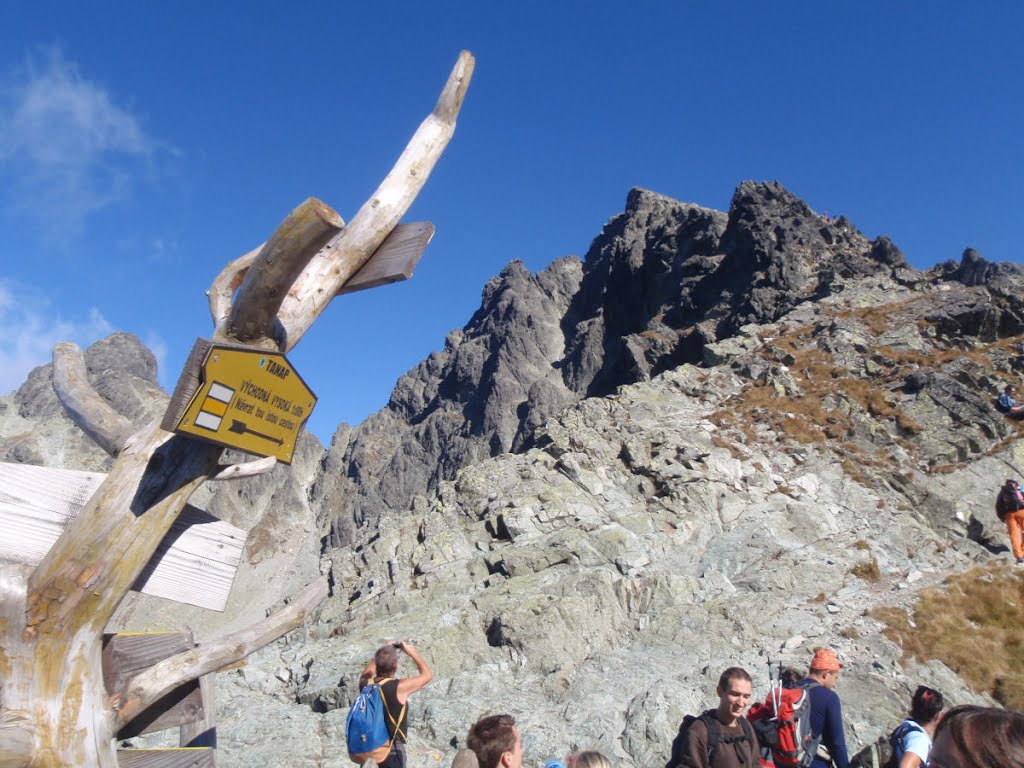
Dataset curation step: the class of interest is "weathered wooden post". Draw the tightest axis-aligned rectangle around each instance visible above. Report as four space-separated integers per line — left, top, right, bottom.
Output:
0 50 474 768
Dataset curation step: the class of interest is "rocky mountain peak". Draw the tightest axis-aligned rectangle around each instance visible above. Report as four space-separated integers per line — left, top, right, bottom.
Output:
316 181 941 551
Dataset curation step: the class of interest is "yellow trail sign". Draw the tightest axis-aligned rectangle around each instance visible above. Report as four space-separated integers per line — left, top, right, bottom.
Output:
162 340 317 463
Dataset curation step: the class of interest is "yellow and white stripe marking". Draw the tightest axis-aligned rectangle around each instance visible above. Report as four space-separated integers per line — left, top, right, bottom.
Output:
195 382 235 431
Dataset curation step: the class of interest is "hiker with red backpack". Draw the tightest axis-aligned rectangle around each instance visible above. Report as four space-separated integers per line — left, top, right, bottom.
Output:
747 664 817 768
666 666 759 768
996 479 1024 565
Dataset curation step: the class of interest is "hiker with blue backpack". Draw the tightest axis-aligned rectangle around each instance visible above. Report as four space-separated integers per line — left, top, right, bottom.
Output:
346 640 433 767
890 686 944 768
800 649 849 768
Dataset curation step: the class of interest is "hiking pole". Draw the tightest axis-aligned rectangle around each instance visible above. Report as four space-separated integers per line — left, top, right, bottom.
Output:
768 656 780 717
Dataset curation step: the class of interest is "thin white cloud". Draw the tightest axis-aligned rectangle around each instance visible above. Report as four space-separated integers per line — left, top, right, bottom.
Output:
141 330 169 386
0 279 115 395
0 46 169 237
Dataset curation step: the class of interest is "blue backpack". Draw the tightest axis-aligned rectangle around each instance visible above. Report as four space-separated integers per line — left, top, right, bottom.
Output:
888 721 924 766
346 678 405 764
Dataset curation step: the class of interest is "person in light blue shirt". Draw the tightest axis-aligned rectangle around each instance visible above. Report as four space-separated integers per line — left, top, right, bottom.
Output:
892 686 944 768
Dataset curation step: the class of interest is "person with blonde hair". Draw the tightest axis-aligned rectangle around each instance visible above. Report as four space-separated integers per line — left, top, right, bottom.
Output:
567 751 613 768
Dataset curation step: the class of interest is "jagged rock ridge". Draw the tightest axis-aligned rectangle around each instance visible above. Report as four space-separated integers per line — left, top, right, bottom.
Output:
320 181 1020 551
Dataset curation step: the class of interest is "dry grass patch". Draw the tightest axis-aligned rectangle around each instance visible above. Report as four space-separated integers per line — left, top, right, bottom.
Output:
850 557 882 582
709 316 1024 480
871 565 1024 709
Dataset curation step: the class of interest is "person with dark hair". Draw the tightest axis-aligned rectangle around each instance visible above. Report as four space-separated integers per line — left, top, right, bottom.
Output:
799 649 849 768
997 479 1024 564
998 385 1024 418
929 705 1024 768
779 668 803 687
891 686 944 768
467 713 522 768
356 641 433 768
667 667 757 768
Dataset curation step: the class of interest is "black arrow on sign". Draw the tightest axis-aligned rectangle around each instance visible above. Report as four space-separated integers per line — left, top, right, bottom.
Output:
228 419 284 445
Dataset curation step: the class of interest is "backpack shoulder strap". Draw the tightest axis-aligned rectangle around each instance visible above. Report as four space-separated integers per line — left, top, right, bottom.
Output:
739 716 757 750
376 678 408 742
701 710 723 764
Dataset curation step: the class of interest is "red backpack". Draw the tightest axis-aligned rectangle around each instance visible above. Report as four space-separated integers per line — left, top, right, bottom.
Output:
748 672 820 768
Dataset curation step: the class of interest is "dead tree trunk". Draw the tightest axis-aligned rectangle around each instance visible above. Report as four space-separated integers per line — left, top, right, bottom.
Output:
0 51 474 768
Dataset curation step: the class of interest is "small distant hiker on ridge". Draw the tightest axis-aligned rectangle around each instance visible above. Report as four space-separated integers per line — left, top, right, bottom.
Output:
667 666 758 768
997 385 1024 419
800 649 849 768
996 479 1024 565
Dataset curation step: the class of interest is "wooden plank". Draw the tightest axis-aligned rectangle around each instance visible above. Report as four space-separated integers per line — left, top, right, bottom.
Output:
104 633 205 739
117 748 214 767
180 673 217 748
0 463 245 611
337 221 434 294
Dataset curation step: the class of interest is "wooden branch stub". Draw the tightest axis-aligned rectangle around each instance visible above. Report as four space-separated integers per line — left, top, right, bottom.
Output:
276 50 475 351
103 633 204 739
226 198 343 346
52 342 136 456
338 222 435 295
113 576 329 729
209 244 261 337
210 455 277 481
434 48 475 122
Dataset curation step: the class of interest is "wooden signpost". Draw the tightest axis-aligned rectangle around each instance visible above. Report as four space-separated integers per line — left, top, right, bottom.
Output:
338 221 434 294
0 50 474 768
162 342 316 464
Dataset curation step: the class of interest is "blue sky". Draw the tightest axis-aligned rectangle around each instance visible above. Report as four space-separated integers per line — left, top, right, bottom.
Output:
1 2 1021 445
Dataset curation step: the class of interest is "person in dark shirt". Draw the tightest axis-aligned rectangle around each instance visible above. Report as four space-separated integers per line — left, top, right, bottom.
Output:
358 641 433 768
800 649 848 768
673 666 758 768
